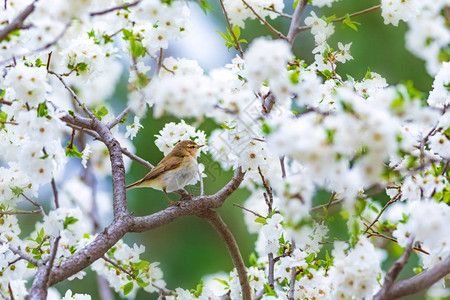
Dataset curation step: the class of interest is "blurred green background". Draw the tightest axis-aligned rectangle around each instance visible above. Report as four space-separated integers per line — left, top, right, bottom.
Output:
52 0 433 298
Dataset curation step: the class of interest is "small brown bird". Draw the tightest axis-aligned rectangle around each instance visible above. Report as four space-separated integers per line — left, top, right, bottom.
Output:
126 140 204 205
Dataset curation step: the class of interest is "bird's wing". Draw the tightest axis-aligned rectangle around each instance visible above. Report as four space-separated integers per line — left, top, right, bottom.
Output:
126 154 184 189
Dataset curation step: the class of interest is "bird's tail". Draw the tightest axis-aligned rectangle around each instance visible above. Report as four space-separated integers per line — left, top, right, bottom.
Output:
126 180 142 189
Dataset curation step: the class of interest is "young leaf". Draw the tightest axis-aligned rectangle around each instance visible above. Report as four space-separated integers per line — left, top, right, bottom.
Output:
121 282 134 296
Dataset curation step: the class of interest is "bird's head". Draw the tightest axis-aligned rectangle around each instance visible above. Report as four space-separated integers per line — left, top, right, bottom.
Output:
173 140 204 158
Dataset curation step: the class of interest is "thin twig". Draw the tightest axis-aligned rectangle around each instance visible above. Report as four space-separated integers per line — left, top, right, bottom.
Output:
268 253 275 289
6 244 40 266
280 156 286 179
233 203 265 218
297 5 381 32
288 240 297 300
0 99 13 105
218 0 244 57
198 167 204 196
363 192 401 234
107 107 131 129
264 6 292 19
258 166 273 215
21 193 45 216
241 0 286 40
366 231 429 255
89 0 141 17
123 148 154 169
310 198 344 212
0 209 41 215
49 71 95 118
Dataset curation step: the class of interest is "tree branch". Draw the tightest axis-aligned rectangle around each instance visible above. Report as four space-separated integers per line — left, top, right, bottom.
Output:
297 5 381 32
89 0 141 17
197 210 251 300
375 236 415 300
218 0 244 57
107 107 131 129
241 0 286 40
130 168 245 232
286 0 308 45
49 71 95 118
374 253 450 300
0 0 36 42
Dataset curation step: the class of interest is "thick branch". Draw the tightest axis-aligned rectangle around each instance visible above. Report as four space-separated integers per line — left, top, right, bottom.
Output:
0 0 36 42
130 168 245 232
286 0 308 45
374 236 415 300
47 217 131 286
374 254 450 300
197 210 251 300
29 236 61 300
91 119 129 218
48 168 244 286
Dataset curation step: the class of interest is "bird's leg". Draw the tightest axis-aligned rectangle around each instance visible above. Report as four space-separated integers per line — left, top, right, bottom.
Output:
164 189 182 207
173 189 194 198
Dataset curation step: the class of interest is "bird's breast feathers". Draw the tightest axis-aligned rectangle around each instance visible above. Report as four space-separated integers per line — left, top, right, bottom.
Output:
162 158 198 192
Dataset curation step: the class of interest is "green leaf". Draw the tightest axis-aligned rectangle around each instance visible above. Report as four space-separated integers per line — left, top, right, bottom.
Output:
325 128 336 144
38 102 48 117
305 253 315 264
220 123 236 130
130 38 146 59
121 282 134 296
364 68 372 80
136 277 150 288
196 0 214 13
35 58 46 67
339 210 349 220
413 265 423 274
27 262 36 268
325 15 337 23
10 186 24 197
293 0 299 9
131 260 150 270
65 143 82 158
255 217 267 225
249 252 258 267
231 25 241 40
88 29 96 39
214 278 229 287
63 216 79 229
263 283 277 296
342 13 361 31
350 219 360 248
77 62 88 72
97 106 108 118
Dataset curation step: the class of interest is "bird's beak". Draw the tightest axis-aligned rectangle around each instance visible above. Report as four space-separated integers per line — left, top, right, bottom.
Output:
198 145 204 148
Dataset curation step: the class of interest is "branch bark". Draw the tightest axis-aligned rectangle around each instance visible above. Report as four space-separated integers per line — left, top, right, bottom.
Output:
0 0 36 42
197 209 251 300
374 253 450 300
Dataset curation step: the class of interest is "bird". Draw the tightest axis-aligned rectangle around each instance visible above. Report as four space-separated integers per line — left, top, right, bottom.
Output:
126 140 204 205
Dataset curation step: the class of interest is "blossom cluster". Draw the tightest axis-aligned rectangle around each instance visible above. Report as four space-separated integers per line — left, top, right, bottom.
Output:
0 0 449 298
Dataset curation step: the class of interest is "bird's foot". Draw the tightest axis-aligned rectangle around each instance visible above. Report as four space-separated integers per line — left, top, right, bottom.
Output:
168 200 182 207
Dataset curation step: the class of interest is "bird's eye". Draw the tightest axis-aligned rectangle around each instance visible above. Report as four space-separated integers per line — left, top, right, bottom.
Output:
191 146 196 149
